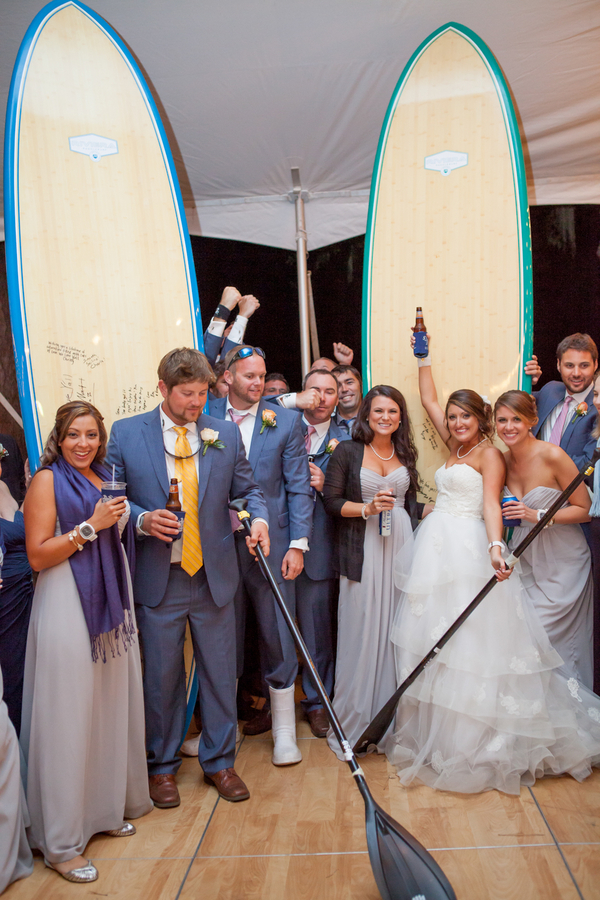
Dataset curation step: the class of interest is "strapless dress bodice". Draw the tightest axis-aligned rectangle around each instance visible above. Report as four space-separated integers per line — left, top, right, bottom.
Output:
434 464 483 520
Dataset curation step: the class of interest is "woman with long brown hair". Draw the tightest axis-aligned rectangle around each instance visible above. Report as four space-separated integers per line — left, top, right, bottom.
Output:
21 402 152 883
322 385 421 758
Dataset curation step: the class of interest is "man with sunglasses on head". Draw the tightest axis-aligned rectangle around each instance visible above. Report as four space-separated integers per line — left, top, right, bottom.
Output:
107 348 269 808
210 345 313 766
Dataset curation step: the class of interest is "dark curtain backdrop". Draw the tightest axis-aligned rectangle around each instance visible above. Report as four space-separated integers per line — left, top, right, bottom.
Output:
1 205 599 462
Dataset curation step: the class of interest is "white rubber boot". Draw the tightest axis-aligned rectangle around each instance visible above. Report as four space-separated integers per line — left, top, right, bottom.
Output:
270 685 302 766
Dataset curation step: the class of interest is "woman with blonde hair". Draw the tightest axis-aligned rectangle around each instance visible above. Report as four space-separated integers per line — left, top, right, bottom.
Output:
497 389 593 687
22 402 152 883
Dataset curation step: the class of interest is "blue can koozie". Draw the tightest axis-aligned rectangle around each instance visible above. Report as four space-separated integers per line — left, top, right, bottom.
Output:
413 331 429 358
501 495 521 528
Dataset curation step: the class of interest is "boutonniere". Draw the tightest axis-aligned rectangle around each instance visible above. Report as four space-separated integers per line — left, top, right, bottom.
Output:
325 439 339 455
572 401 588 422
0 444 9 460
260 409 277 434
200 428 225 455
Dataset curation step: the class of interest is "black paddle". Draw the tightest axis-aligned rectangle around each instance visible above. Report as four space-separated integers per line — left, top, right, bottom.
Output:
353 446 600 755
230 498 456 900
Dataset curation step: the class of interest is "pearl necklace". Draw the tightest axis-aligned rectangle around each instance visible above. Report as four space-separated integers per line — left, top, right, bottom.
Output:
456 437 487 459
368 442 395 461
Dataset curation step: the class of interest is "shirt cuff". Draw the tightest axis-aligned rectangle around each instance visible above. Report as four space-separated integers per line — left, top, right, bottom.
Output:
250 517 269 529
289 538 309 552
277 392 297 409
207 318 226 337
136 511 151 536
228 315 248 345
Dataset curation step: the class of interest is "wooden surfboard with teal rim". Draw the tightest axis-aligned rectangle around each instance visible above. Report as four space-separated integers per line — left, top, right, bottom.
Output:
362 22 533 502
4 0 203 468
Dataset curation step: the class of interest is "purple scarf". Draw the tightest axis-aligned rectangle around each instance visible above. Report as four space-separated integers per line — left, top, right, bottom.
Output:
50 456 136 662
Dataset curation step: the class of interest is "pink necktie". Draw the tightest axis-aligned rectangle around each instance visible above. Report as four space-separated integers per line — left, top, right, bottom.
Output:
305 425 316 453
229 408 248 530
548 395 573 445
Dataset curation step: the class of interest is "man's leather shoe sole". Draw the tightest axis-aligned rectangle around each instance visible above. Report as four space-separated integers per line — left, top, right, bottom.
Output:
307 707 329 738
204 767 250 802
242 708 272 735
149 774 180 808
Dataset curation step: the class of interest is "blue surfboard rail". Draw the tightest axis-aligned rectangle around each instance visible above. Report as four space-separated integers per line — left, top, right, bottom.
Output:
362 21 533 394
3 0 204 467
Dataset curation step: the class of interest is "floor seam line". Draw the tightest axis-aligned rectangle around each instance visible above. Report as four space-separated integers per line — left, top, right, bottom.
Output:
173 735 247 897
527 786 586 900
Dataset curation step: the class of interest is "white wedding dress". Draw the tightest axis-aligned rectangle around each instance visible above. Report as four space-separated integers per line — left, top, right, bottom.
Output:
386 463 600 795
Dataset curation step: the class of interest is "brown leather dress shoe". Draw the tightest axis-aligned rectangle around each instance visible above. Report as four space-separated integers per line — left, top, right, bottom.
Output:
307 707 329 738
242 707 272 735
149 774 180 808
203 767 250 802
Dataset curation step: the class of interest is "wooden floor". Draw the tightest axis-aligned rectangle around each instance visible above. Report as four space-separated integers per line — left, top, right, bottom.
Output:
5 717 600 900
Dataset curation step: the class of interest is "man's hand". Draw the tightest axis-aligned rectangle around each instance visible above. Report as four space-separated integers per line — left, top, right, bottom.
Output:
246 520 270 558
220 286 241 312
281 547 304 580
309 461 324 492
238 294 260 318
333 342 353 365
141 509 180 542
524 355 541 386
295 387 320 410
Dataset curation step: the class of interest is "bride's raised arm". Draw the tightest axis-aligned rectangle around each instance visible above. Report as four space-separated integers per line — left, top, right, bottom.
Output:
411 332 451 447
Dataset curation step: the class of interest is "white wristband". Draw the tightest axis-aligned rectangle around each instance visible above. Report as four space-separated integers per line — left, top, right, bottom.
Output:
487 540 504 552
417 355 432 368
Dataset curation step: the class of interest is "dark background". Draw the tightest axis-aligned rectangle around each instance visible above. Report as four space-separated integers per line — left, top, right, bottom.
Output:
2 204 600 456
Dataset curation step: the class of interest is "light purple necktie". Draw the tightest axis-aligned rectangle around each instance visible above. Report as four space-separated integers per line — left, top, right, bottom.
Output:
229 409 248 530
548 395 573 445
304 424 316 454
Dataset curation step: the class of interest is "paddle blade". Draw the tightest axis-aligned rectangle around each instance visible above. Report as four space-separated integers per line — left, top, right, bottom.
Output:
364 794 456 900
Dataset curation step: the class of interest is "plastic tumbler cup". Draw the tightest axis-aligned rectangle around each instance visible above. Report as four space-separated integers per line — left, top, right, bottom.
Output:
170 510 186 540
101 481 127 502
501 495 521 528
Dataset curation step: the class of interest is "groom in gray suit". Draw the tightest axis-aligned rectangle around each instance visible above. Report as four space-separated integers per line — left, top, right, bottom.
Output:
107 348 268 808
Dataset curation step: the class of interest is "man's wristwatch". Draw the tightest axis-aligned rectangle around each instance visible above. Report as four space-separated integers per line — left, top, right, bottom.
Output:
78 521 98 542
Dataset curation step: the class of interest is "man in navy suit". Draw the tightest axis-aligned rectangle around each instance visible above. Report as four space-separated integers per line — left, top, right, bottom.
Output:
210 346 313 766
293 369 351 736
203 287 260 367
532 333 598 470
107 348 269 808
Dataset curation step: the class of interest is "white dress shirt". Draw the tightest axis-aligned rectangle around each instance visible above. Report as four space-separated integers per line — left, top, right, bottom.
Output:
136 407 202 563
227 398 308 552
302 416 330 455
207 314 248 348
540 386 590 442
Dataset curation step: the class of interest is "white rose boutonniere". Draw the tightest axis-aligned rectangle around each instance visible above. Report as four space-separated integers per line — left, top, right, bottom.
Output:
200 427 225 455
260 408 277 434
325 439 339 456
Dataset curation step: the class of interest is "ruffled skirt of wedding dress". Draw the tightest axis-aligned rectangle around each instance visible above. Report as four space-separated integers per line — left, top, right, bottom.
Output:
385 510 600 795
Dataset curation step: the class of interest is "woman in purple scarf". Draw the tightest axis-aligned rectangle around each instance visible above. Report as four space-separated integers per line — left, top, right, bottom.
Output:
21 402 152 883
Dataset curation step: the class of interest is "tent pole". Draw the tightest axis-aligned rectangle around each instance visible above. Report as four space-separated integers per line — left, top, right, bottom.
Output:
291 168 311 376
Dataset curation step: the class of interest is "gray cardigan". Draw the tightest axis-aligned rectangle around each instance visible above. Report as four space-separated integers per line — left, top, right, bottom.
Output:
322 439 421 583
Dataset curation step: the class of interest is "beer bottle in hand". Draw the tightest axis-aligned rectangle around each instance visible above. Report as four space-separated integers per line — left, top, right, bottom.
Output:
166 478 181 511
413 307 429 358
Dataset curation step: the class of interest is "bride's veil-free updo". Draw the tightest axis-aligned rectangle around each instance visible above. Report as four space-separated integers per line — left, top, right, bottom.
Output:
445 389 494 441
39 401 108 468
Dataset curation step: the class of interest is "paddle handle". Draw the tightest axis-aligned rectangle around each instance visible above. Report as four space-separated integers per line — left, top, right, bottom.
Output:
239 516 362 775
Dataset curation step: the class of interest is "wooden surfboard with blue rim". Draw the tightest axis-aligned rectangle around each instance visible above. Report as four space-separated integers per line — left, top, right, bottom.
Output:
362 22 533 501
4 0 204 470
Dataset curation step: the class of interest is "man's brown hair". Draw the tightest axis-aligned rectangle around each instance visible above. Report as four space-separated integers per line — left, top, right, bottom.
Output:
556 333 598 363
157 348 215 390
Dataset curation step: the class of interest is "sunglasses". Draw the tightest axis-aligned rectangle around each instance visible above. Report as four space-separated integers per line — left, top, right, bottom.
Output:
229 346 266 366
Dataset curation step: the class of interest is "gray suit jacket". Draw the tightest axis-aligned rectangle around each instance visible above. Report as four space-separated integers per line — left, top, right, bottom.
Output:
106 405 268 608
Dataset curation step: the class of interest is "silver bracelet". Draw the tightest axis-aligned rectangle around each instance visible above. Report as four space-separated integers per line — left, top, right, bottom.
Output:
69 530 84 551
361 504 369 520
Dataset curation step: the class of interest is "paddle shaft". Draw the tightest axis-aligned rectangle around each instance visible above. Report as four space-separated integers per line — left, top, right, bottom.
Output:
353 446 600 753
240 518 362 775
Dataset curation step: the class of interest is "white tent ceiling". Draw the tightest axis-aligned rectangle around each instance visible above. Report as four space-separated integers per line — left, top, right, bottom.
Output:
1 0 599 250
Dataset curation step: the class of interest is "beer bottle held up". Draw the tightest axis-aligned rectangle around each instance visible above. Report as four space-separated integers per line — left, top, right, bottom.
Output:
413 307 429 358
166 477 181 511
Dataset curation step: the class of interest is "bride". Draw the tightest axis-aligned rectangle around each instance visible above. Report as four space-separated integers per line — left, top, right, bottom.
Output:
385 339 600 795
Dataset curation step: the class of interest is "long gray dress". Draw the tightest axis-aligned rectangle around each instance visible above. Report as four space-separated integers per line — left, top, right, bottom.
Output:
0 667 33 892
20 517 152 864
509 486 594 688
327 466 413 760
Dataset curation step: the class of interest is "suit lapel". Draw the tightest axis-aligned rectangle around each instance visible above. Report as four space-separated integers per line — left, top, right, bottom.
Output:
142 406 170 496
196 413 214 508
535 382 565 434
248 401 271 469
561 385 594 449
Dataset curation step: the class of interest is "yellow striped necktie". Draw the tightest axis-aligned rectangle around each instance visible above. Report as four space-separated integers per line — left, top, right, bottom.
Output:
173 426 203 576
